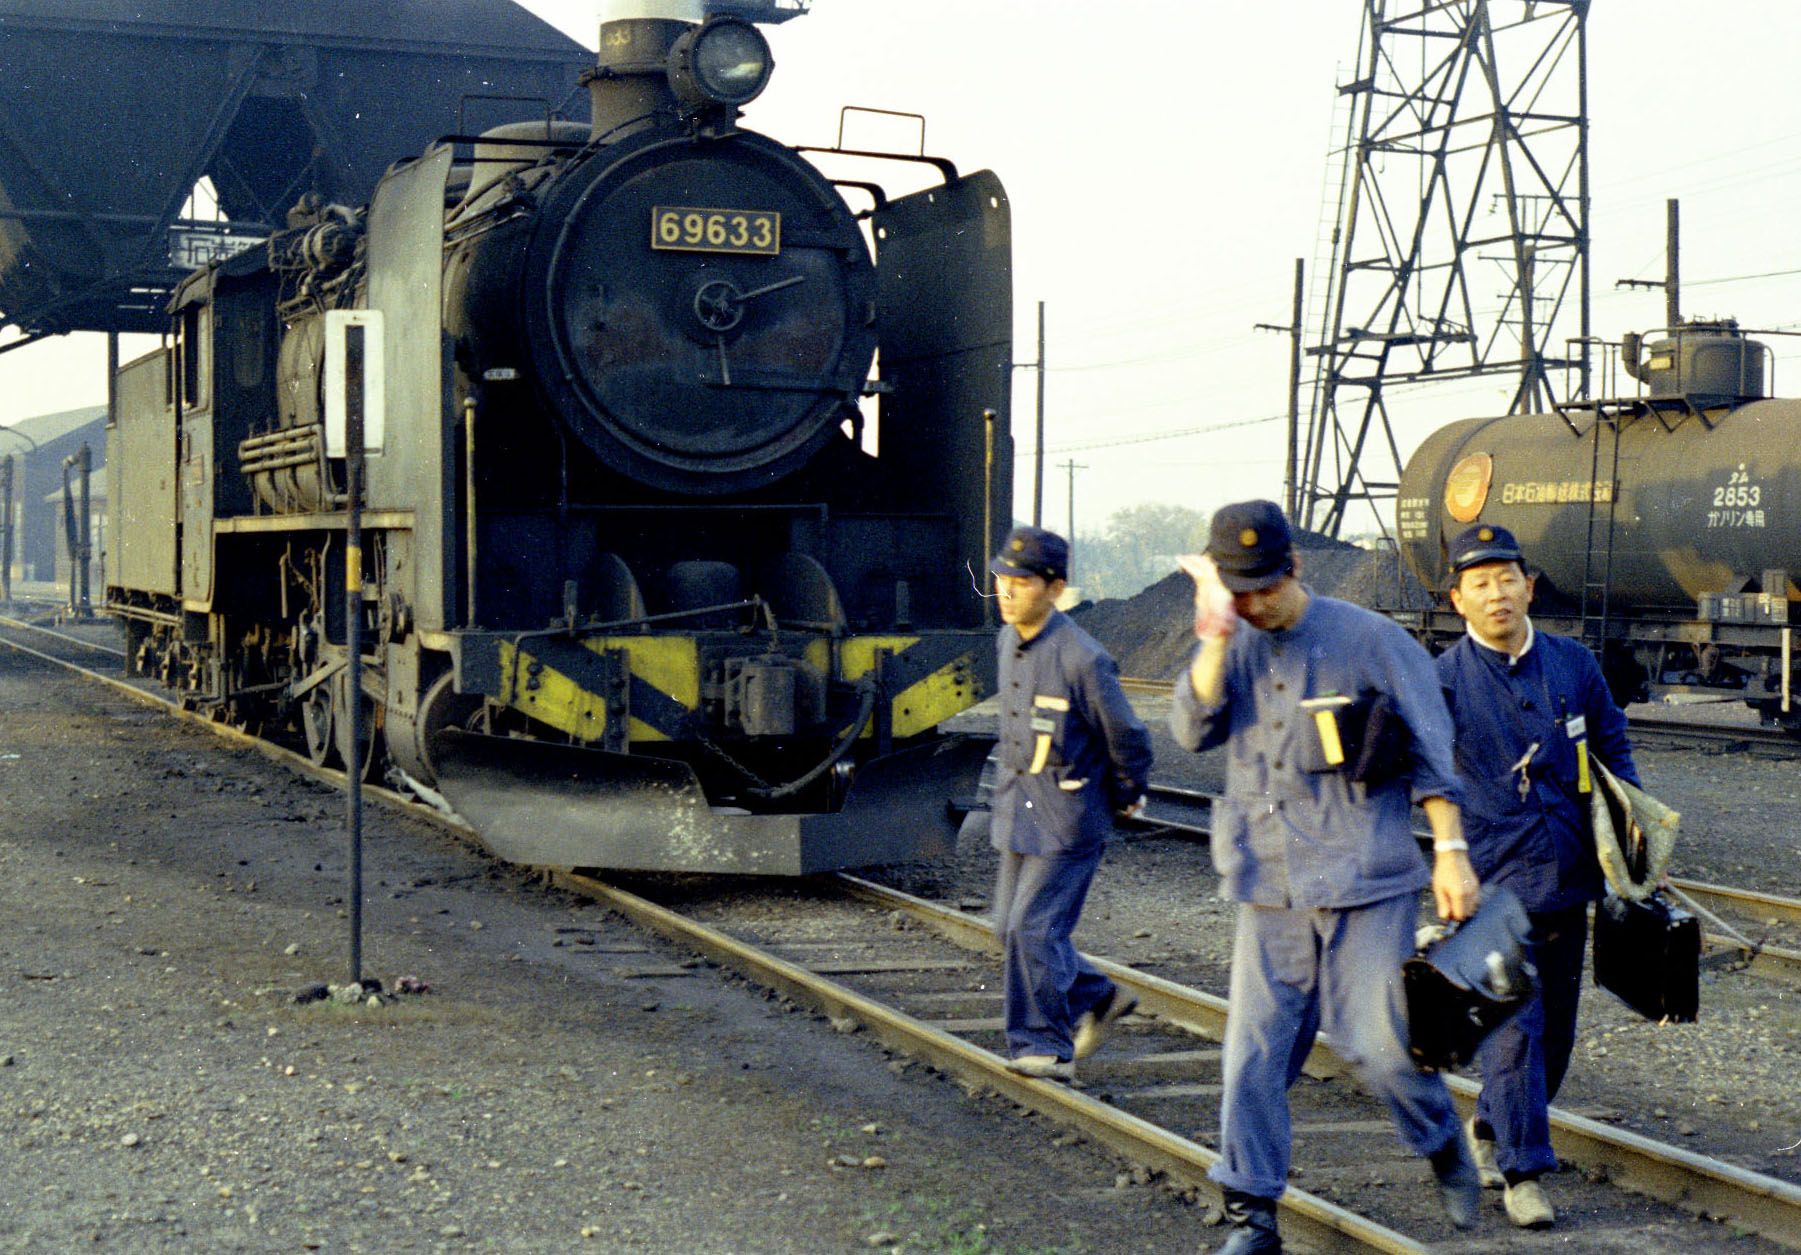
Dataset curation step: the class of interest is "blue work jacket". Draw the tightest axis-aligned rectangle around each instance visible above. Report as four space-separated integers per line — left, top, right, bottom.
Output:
1436 628 1638 912
990 610 1154 857
1171 593 1464 909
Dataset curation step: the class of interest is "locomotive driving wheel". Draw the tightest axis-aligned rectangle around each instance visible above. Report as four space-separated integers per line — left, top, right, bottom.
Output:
336 669 384 784
295 611 339 768
301 682 338 767
301 670 381 780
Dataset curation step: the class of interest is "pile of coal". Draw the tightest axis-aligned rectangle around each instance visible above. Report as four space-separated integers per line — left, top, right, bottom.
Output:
1073 534 1430 680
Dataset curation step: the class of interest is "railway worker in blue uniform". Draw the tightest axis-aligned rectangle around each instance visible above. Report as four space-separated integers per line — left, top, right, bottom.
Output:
988 525 1153 1082
1436 523 1639 1230
1171 500 1482 1254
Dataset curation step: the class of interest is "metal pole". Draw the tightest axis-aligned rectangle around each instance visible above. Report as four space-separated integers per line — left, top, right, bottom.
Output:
1521 247 1538 412
76 444 92 618
60 455 77 616
1665 198 1681 328
0 455 12 607
982 408 996 625
1284 260 1303 519
1032 300 1045 527
344 323 367 987
1062 459 1086 579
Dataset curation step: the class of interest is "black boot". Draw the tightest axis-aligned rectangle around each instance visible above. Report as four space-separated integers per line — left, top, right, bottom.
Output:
1215 1189 1282 1253
1429 1135 1481 1230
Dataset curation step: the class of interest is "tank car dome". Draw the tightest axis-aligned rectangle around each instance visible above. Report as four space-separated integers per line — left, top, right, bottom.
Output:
1621 321 1767 406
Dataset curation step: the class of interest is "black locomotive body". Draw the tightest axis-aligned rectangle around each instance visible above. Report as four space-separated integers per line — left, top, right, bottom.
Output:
1396 322 1801 723
105 13 1013 873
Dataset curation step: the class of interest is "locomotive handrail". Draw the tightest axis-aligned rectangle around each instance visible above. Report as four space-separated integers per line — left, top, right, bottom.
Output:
436 134 588 153
792 144 958 184
503 597 765 643
828 180 887 215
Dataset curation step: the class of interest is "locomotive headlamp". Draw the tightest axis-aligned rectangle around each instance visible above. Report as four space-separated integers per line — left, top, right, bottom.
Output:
668 17 773 110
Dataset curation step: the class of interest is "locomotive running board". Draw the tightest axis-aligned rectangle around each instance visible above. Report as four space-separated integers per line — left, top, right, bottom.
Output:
428 730 992 876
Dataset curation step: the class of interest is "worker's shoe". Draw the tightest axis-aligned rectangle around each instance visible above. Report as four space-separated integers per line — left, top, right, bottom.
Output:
1504 1178 1556 1229
1465 1116 1504 1188
1216 1190 1282 1254
1004 1054 1073 1081
1429 1135 1481 1230
1073 988 1139 1060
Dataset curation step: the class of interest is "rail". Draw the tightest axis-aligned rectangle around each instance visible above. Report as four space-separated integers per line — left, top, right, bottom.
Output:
1133 783 1801 980
834 877 1801 1251
7 617 1801 1247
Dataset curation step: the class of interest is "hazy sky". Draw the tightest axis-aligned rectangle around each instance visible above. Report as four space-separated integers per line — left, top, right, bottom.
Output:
5 1 1798 539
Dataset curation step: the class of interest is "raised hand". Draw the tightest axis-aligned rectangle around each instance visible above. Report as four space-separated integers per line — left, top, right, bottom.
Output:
1176 553 1238 640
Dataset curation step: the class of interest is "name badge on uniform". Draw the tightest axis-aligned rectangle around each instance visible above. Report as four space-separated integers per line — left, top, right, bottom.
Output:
1028 694 1065 774
1565 714 1591 794
1300 693 1353 767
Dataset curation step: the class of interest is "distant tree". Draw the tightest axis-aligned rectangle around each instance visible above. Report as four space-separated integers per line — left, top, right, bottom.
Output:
1072 502 1209 601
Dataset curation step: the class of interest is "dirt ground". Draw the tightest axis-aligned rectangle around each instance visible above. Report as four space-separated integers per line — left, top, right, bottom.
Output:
6 629 1800 1253
0 649 1215 1254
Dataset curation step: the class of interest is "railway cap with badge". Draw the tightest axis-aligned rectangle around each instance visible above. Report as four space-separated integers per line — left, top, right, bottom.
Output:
991 525 1069 584
1448 523 1525 574
1206 499 1296 592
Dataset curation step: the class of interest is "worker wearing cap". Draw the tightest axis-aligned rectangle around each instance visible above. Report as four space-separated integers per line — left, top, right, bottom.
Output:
1171 499 1482 1253
1436 522 1638 1230
987 525 1153 1082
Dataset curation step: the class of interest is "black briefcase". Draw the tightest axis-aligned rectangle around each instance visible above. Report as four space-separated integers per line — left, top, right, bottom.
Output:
1592 891 1699 1023
1403 887 1536 1071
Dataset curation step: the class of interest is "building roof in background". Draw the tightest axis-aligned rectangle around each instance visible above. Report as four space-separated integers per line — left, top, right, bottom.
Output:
3 406 108 448
0 1 586 58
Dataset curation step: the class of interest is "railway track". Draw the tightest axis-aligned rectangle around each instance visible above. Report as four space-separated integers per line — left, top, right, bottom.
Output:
1124 674 1801 755
6 616 1801 1249
1136 784 1801 981
550 870 1801 1251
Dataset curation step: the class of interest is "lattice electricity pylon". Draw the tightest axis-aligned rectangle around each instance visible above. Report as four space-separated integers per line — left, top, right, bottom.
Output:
1296 0 1590 537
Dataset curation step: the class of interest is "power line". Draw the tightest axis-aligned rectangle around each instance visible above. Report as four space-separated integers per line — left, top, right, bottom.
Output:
1042 411 1285 455
1683 266 1801 289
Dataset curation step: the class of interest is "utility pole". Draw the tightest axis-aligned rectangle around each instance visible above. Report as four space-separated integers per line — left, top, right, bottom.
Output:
1062 459 1086 579
1617 199 1682 329
0 455 12 607
1017 301 1047 526
1255 259 1305 519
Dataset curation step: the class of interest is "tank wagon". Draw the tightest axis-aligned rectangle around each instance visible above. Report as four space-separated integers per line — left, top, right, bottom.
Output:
105 8 1013 873
1396 321 1801 722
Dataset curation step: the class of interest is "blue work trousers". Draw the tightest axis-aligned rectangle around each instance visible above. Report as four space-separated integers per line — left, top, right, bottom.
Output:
1474 902 1587 1180
1212 894 1461 1199
992 844 1114 1060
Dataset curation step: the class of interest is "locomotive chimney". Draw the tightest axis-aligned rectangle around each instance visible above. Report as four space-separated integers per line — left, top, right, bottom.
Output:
584 2 700 138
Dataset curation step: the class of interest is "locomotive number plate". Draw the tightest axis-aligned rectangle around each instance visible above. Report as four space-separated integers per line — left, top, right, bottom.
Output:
651 205 781 256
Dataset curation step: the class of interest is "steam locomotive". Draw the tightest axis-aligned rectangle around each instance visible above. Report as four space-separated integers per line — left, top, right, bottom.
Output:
1396 320 1801 723
105 9 1013 873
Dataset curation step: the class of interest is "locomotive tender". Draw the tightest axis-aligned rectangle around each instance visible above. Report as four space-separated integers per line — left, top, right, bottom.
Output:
1397 320 1801 722
106 5 1013 873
